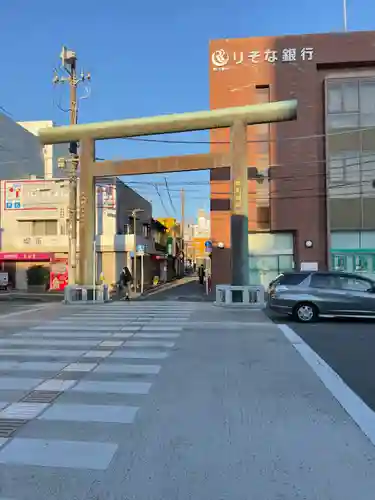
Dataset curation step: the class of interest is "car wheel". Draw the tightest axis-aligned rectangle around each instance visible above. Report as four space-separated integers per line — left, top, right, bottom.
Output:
293 302 318 323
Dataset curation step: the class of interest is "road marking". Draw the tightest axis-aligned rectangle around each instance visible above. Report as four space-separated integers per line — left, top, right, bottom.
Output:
0 377 43 391
278 323 375 448
93 363 161 375
0 403 49 420
110 350 169 359
63 363 97 372
0 304 56 320
0 438 118 470
39 403 139 424
71 380 152 394
124 340 175 348
35 379 77 392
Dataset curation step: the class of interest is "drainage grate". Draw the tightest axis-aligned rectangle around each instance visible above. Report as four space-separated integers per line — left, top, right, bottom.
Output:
0 419 27 438
21 391 61 404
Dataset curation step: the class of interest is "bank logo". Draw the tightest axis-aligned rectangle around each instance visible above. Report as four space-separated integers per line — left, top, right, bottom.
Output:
211 49 229 68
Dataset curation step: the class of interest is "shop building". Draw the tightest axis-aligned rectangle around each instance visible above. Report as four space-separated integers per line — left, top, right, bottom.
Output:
209 30 375 286
0 177 168 289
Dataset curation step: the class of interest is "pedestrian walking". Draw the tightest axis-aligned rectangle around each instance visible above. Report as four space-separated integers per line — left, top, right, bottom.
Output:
119 266 133 301
198 264 205 285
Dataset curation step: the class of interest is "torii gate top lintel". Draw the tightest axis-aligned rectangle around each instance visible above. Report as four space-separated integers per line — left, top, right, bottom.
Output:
38 100 297 145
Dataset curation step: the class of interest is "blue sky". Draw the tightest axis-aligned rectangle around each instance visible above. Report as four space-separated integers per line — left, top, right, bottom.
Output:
1 0 374 221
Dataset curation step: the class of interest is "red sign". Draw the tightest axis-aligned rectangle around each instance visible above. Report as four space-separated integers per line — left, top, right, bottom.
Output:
50 259 68 291
0 252 52 261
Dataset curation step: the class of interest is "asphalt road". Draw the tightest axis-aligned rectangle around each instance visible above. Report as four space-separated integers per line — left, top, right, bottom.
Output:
267 309 375 413
142 277 213 301
0 301 44 317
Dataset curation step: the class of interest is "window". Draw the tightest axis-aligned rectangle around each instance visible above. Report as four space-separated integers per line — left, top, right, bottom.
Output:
329 157 344 183
360 81 375 115
310 273 338 288
32 220 58 236
329 152 360 183
142 223 150 238
18 220 58 236
210 198 230 211
342 82 359 112
327 81 359 113
210 167 230 181
327 83 342 113
338 276 373 292
275 272 309 286
327 113 359 130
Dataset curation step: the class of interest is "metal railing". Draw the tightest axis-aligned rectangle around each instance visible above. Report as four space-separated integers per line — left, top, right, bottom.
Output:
64 284 110 304
214 284 266 308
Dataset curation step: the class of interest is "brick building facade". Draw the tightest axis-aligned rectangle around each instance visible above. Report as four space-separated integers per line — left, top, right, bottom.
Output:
209 30 375 286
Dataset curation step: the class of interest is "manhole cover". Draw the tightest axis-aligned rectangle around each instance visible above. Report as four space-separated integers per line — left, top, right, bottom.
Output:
0 419 27 438
21 391 61 404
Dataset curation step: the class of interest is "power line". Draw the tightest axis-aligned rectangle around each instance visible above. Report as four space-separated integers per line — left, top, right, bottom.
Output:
153 184 170 215
164 177 177 215
123 125 375 145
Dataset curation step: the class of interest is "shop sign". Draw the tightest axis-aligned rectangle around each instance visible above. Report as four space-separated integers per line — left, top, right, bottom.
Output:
5 182 23 210
233 180 242 211
0 252 52 261
211 47 314 71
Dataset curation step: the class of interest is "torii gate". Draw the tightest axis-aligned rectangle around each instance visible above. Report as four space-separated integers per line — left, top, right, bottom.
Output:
38 100 297 287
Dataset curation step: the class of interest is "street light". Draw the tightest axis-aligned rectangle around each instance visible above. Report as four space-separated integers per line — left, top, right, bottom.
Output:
130 208 144 293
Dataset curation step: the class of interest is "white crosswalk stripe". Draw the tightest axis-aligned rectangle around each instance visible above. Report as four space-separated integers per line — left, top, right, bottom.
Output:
0 301 196 471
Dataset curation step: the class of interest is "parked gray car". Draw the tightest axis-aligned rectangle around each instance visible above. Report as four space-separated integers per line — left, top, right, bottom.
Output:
267 271 375 323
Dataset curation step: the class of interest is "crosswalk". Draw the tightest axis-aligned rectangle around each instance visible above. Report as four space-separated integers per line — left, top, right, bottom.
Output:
0 301 196 474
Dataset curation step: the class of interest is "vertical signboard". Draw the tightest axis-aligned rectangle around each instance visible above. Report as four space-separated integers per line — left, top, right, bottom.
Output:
5 182 23 210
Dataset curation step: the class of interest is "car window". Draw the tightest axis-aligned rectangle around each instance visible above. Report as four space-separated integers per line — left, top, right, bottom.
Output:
310 274 338 289
338 276 372 292
277 273 309 285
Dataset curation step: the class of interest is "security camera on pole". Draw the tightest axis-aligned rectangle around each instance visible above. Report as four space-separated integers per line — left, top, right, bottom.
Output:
53 46 91 285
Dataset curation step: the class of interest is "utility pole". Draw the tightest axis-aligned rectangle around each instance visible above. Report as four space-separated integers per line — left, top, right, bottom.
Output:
343 0 348 31
131 208 143 293
53 46 91 285
180 188 185 274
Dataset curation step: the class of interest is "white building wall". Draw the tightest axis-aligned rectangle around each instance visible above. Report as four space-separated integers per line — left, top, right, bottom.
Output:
0 114 44 180
18 121 69 179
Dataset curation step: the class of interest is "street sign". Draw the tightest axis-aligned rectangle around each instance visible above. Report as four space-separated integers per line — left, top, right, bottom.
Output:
136 244 145 255
204 240 212 253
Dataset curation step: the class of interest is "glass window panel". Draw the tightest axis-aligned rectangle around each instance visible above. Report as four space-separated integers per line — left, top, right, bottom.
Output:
342 82 359 112
32 220 44 235
45 220 57 235
345 162 360 182
256 123 269 141
329 157 344 183
360 80 375 114
327 113 359 130
327 83 343 113
278 254 293 270
360 114 375 126
255 87 270 104
256 141 269 155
